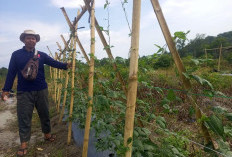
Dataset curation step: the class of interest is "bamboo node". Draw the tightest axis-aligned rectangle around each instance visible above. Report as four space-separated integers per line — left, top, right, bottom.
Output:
129 74 137 80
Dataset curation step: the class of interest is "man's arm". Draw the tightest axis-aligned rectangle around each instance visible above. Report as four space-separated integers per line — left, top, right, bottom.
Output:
1 53 17 100
2 53 17 92
44 53 69 69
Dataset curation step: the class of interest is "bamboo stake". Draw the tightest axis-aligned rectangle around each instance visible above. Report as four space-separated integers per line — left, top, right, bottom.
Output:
59 39 73 123
47 46 54 58
67 10 79 145
60 7 75 32
49 54 53 80
54 53 58 103
150 0 214 147
84 0 127 96
123 1 141 157
217 44 222 71
56 42 64 113
82 1 95 156
205 45 232 51
73 6 87 28
76 35 90 64
150 0 190 89
205 48 207 66
61 35 69 50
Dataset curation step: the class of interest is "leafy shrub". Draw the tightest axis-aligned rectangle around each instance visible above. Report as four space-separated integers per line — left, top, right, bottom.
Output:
154 54 173 69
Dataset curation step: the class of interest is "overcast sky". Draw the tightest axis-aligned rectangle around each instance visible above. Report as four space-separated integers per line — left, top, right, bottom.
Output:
0 0 231 68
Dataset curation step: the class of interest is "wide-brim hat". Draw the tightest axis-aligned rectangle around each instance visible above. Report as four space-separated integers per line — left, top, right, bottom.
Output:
20 30 40 42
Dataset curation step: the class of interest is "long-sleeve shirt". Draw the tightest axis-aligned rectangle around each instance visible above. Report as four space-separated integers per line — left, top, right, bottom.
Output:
2 46 67 92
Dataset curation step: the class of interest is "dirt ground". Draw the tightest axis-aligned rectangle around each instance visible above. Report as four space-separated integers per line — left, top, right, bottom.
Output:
0 97 82 157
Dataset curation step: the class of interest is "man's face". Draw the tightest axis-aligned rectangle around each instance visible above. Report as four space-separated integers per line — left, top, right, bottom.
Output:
23 35 37 49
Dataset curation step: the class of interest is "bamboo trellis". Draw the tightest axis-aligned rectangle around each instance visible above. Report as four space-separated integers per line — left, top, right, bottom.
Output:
45 0 225 156
204 44 232 71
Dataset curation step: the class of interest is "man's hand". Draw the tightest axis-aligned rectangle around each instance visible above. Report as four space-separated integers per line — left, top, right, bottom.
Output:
66 62 72 69
1 91 9 101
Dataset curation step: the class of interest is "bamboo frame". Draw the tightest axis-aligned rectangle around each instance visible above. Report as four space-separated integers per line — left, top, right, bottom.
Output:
82 1 95 156
123 1 141 157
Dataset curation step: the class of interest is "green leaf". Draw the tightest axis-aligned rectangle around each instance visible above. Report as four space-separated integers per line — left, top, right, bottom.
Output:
202 79 214 90
211 106 228 114
174 31 187 40
224 126 232 137
142 128 151 136
156 116 166 129
182 72 190 79
154 87 163 94
191 59 200 65
167 89 176 101
225 113 232 121
206 115 224 137
144 144 154 151
191 75 204 85
127 137 133 144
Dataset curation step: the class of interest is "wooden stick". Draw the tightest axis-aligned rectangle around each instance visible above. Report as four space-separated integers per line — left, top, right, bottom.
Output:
60 7 75 32
123 1 141 157
150 0 214 147
217 44 222 71
67 10 80 145
83 0 127 96
54 53 58 103
56 42 65 113
73 5 87 28
205 45 232 51
82 1 95 156
76 35 90 64
59 47 72 123
47 46 54 58
61 35 69 50
205 48 207 66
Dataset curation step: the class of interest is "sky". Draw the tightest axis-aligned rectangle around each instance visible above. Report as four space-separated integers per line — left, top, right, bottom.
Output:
0 0 231 68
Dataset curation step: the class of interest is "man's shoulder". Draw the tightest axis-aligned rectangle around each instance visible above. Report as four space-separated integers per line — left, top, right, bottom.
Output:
12 48 24 56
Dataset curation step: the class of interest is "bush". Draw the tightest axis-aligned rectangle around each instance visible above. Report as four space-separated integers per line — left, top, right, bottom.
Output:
154 54 173 69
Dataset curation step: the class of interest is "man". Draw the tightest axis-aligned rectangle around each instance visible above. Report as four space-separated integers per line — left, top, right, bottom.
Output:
1 30 71 156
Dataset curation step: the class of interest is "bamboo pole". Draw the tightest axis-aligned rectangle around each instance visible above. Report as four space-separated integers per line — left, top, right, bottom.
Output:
150 0 191 89
61 35 69 50
205 45 232 51
67 10 79 145
56 42 64 113
123 0 141 157
54 53 58 103
47 46 54 58
82 1 95 156
205 48 207 66
59 38 73 123
217 44 222 71
83 0 127 96
76 35 90 64
150 0 214 147
60 7 75 32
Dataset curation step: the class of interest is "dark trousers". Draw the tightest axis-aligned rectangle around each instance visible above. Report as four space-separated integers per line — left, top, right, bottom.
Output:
17 88 51 143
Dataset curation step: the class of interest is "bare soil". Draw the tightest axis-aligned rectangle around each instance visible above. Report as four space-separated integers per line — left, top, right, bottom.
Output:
0 97 82 157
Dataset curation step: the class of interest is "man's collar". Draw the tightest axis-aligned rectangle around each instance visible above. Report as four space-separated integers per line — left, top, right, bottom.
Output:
23 46 35 53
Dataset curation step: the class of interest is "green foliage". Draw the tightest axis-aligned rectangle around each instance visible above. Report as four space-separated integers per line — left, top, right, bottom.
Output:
153 54 173 69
